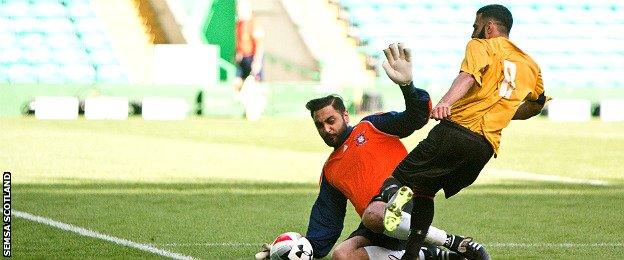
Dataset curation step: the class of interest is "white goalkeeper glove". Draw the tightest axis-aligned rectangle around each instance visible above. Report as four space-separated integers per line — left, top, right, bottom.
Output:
382 43 413 86
254 243 272 260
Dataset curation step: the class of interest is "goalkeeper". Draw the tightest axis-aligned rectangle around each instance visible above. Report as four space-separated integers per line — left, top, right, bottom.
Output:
257 43 487 260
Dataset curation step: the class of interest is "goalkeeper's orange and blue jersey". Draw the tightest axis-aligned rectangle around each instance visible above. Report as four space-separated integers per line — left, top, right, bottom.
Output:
322 120 407 216
305 84 431 258
450 37 544 154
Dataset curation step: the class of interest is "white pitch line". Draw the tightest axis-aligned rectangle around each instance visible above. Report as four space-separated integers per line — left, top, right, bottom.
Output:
157 242 258 247
488 242 624 248
154 241 624 248
13 210 194 260
485 168 611 186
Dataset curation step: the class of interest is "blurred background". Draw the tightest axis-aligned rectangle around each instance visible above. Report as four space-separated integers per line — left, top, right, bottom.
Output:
0 0 622 121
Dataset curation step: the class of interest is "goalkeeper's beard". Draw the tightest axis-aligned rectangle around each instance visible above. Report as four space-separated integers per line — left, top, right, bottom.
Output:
322 123 348 148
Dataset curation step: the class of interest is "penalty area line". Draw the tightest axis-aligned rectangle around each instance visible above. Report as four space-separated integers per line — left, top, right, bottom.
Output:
13 210 194 260
156 242 259 247
155 242 624 248
488 242 624 248
485 169 611 186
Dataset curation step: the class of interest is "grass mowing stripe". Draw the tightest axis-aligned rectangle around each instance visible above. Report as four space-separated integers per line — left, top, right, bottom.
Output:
20 186 620 196
13 210 194 260
19 187 319 195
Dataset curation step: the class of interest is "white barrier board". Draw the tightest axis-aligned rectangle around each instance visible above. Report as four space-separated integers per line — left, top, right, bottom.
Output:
548 99 592 122
34 96 79 120
600 99 624 122
142 97 189 120
84 96 129 120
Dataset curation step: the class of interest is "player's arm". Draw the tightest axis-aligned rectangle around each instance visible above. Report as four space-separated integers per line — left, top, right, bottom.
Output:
363 83 431 138
512 93 549 120
431 39 487 120
513 69 549 120
430 72 475 120
305 175 347 258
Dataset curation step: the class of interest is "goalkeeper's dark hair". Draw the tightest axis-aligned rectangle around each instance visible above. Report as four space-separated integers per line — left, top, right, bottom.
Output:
305 94 346 117
477 4 513 35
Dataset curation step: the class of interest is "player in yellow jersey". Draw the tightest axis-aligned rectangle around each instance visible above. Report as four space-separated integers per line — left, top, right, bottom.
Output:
383 4 551 260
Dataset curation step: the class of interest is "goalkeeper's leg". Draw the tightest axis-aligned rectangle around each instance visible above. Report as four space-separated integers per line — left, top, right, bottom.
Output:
364 244 465 260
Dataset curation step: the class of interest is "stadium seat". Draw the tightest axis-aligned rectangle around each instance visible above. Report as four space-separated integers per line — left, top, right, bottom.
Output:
339 0 624 93
0 0 128 84
8 64 37 84
32 1 67 18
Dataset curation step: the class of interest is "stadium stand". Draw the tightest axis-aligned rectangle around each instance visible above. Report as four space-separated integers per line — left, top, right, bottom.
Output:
0 0 128 84
281 0 375 88
340 0 624 96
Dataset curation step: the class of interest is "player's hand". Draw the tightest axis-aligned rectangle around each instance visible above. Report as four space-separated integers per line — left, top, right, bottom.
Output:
254 243 272 260
430 102 451 120
382 43 412 86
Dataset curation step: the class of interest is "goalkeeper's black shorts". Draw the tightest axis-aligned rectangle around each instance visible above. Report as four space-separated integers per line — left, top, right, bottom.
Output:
348 222 406 251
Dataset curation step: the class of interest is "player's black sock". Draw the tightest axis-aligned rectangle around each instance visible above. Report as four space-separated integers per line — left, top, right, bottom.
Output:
443 234 464 252
404 195 434 259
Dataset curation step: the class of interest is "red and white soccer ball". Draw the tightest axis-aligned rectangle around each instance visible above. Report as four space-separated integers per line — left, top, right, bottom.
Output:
269 232 313 260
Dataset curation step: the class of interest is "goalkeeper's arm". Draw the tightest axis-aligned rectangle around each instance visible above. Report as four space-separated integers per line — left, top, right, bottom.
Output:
305 175 347 258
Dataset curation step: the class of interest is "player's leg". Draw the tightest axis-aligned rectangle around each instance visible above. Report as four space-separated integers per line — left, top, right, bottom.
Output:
384 147 437 258
234 56 253 92
444 235 490 260
438 135 493 260
332 235 371 260
365 178 442 245
384 186 414 232
365 178 446 245
404 121 493 260
364 244 465 260
334 223 398 260
364 180 481 260
336 238 426 260
383 122 459 259
336 223 445 260
366 200 488 258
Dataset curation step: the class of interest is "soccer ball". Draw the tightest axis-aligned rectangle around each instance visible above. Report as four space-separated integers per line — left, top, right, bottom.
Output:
269 232 313 260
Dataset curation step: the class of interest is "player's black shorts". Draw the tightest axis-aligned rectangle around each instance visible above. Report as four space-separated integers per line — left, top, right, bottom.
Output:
392 120 494 198
348 222 406 251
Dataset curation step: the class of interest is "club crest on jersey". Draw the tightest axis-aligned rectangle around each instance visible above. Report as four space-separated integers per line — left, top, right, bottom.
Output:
355 132 367 146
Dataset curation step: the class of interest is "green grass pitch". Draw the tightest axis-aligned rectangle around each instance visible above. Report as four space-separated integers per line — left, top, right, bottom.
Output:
2 116 623 259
